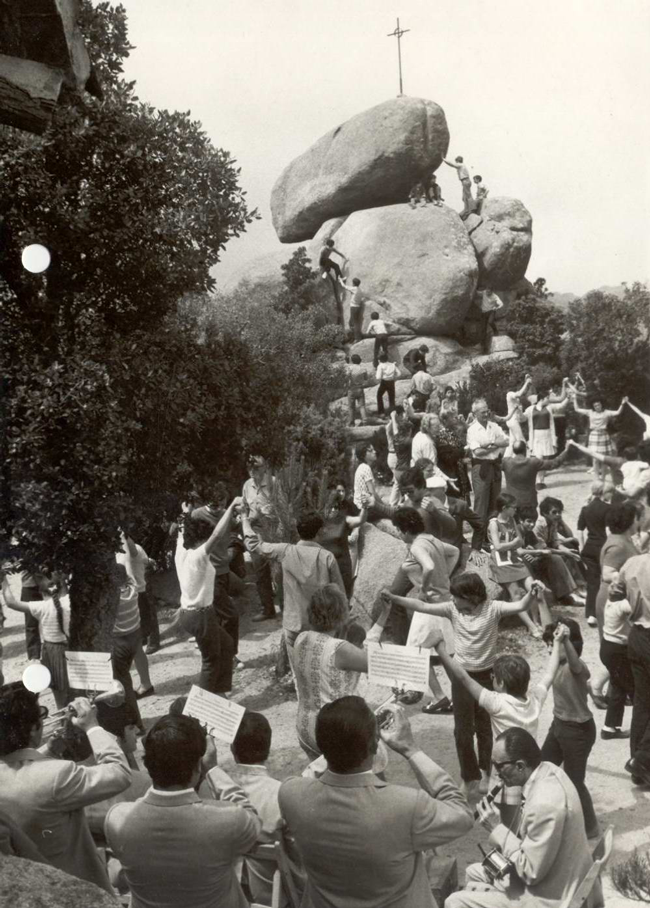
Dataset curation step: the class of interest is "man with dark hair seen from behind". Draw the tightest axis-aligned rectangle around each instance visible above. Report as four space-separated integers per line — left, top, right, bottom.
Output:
105 714 261 908
0 684 131 893
279 695 472 908
447 726 602 908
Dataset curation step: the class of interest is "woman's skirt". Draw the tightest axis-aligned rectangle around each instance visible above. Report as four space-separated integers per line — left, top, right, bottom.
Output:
589 429 614 457
489 554 530 586
41 641 69 692
531 428 555 458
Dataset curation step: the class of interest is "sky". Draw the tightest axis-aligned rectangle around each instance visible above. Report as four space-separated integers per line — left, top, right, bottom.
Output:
118 0 650 296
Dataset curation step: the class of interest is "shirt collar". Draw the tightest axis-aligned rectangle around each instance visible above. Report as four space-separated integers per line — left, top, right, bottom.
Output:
522 763 542 798
151 786 196 797
327 768 375 778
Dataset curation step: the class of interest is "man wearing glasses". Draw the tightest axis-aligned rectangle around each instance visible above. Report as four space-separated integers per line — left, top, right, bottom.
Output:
447 726 601 908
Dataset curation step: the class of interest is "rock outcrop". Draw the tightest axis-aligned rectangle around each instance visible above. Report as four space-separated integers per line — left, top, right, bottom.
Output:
466 198 532 290
0 855 118 908
348 336 470 379
321 204 478 336
350 524 407 621
271 97 449 243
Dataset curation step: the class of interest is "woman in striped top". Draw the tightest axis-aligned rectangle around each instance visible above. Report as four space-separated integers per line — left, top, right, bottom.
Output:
383 571 545 800
2 573 71 708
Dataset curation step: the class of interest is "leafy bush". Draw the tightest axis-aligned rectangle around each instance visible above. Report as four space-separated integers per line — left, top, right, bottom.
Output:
468 360 528 416
611 848 650 902
506 291 566 369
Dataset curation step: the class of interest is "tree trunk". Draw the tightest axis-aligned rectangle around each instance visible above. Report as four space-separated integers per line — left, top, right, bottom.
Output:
69 550 119 652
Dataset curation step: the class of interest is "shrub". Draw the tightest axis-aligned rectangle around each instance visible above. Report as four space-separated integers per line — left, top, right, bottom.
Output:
611 848 650 902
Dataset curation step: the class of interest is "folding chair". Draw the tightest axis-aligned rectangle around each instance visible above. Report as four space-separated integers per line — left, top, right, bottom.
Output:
559 825 614 908
247 827 301 908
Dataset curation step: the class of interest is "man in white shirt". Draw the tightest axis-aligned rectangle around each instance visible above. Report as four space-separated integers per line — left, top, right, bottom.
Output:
341 277 365 342
466 397 509 530
367 312 389 367
375 353 400 416
410 365 435 400
174 499 241 693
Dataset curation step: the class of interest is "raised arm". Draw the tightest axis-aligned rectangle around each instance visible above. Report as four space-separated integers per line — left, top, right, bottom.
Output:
498 580 545 616
539 624 566 690
205 497 243 556
562 635 586 676
566 439 622 468
539 447 571 472
442 158 459 170
381 589 450 618
433 640 485 702
346 506 368 531
0 578 31 614
608 397 628 417
572 402 590 416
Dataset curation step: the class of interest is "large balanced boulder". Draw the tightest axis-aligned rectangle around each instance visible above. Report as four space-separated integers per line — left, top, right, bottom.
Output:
0 854 119 908
466 198 532 290
349 335 469 376
324 204 478 336
271 96 449 243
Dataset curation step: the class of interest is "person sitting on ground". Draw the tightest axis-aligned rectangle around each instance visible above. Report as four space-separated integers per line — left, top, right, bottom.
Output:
243 510 346 651
531 497 584 605
402 344 429 376
501 439 571 509
340 277 365 342
375 352 400 416
0 685 131 893
540 618 600 841
430 623 565 824
427 172 443 205
383 571 546 800
367 312 389 367
105 714 261 908
293 584 391 759
447 726 602 908
408 180 427 208
227 711 304 906
487 493 550 637
279 696 473 908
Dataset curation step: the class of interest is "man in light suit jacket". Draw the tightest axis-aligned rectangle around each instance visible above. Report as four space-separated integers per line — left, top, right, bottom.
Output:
446 726 603 908
0 683 131 893
279 695 473 908
105 714 262 908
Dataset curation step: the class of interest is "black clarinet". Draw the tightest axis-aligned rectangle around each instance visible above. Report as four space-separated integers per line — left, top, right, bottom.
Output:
473 783 503 820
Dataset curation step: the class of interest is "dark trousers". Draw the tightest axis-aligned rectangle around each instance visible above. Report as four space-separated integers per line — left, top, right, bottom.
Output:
21 587 42 660
111 629 142 725
372 335 389 367
251 551 275 616
322 259 342 280
137 588 160 647
213 571 239 655
450 667 493 782
388 568 413 645
628 625 650 771
376 380 396 415
581 549 601 620
540 716 598 837
177 607 234 694
600 638 634 730
349 306 363 342
470 461 501 531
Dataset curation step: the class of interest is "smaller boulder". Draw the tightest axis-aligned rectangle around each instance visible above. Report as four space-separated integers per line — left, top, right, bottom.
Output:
488 335 516 354
350 524 407 623
0 855 119 908
467 198 533 290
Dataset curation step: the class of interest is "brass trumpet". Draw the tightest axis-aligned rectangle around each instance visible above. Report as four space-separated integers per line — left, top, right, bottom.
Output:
42 681 126 736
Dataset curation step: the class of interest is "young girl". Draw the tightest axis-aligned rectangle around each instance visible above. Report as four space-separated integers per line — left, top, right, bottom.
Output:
540 618 600 840
488 493 549 637
383 571 545 799
2 573 71 708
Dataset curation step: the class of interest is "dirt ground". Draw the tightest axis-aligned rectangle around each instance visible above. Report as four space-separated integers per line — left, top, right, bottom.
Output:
2 461 648 905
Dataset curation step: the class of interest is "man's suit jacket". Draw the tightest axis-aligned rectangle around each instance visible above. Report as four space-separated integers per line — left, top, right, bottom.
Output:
279 750 473 908
105 766 262 908
489 761 603 908
0 727 131 893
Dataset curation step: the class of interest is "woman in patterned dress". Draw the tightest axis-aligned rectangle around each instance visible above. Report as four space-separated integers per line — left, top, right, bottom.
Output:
293 584 389 759
574 397 628 480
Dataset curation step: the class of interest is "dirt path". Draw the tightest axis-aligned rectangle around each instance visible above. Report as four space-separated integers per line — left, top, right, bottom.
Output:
3 462 647 904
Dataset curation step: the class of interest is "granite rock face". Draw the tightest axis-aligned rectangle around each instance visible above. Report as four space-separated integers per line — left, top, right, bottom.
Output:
327 204 479 336
271 96 449 242
467 198 533 289
0 855 119 908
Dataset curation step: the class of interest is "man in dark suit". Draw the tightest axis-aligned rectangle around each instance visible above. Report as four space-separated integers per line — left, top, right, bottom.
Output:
105 715 261 908
447 727 602 908
279 696 472 908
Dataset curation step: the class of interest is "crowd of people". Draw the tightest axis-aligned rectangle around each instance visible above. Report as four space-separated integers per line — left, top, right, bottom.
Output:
1 365 650 908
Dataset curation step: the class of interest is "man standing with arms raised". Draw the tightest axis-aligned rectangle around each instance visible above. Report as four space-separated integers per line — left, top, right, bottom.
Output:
466 399 509 532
